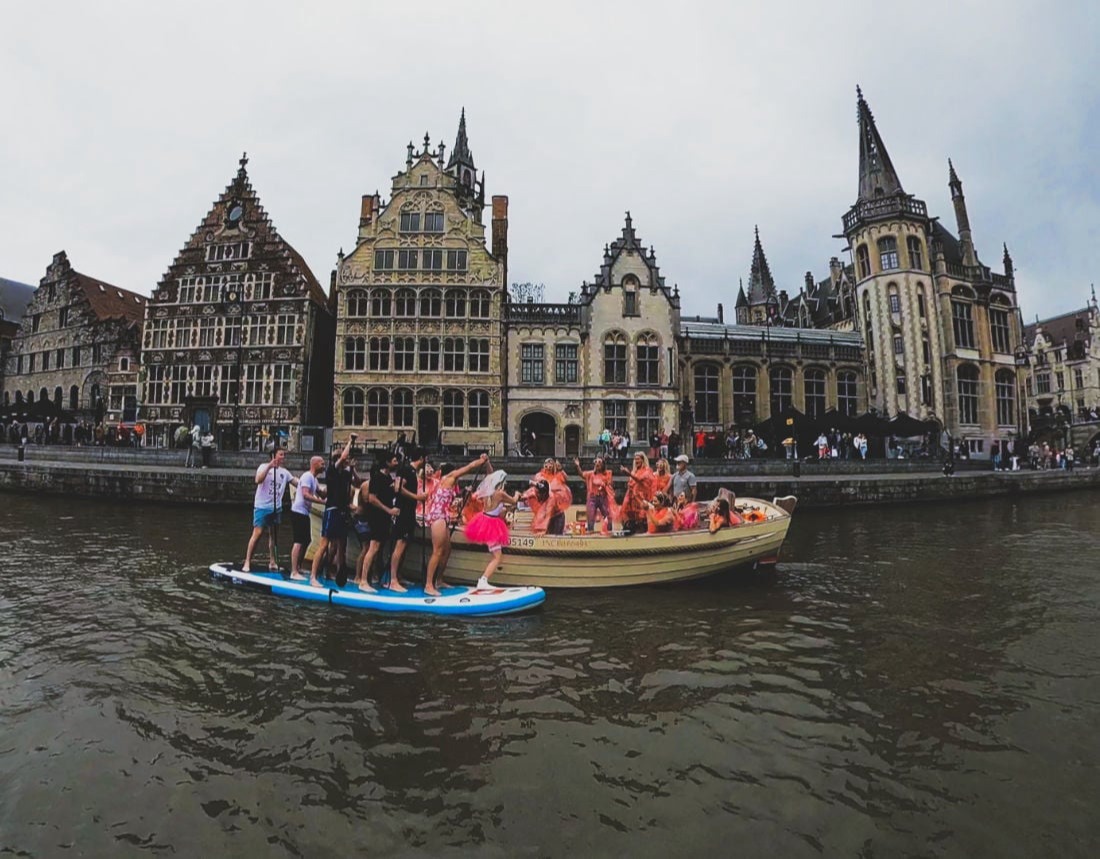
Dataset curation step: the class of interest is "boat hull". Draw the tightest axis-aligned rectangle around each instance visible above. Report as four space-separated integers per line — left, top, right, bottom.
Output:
306 498 792 588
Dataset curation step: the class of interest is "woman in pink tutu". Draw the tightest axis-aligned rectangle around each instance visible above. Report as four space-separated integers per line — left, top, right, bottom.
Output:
466 470 520 589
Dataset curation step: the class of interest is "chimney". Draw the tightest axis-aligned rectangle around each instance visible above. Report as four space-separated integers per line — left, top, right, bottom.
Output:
804 271 814 291
329 269 337 293
359 193 380 229
829 256 843 278
717 303 724 323
492 195 509 287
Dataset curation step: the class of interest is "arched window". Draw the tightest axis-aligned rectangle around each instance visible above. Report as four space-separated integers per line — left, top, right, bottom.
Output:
995 369 1016 426
907 236 924 270
370 289 391 318
417 337 440 372
346 289 368 317
837 371 858 415
16 391 24 405
888 283 901 316
636 332 659 386
392 388 413 427
367 388 389 426
856 244 870 279
732 365 757 424
69 385 79 410
803 369 826 417
40 387 49 404
896 370 907 396
342 388 364 426
878 236 899 271
419 288 442 318
957 365 980 424
469 289 490 318
27 390 35 405
603 332 628 385
344 336 366 371
394 289 416 317
369 337 390 371
442 389 465 428
53 386 62 406
468 390 490 428
769 367 793 415
862 292 874 344
445 290 467 318
693 363 720 424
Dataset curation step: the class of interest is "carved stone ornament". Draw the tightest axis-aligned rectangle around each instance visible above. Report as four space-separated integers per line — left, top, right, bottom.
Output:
276 350 291 361
198 351 212 362
417 389 439 405
202 305 216 315
155 307 169 318
152 353 164 363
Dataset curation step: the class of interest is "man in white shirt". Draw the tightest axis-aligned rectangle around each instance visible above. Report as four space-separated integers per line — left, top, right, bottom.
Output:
290 456 326 581
243 448 298 572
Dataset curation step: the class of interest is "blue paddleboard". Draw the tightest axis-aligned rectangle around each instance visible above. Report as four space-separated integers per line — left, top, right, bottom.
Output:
209 563 545 617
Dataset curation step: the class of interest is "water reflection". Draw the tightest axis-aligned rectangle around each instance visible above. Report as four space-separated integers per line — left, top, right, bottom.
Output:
1 492 1098 855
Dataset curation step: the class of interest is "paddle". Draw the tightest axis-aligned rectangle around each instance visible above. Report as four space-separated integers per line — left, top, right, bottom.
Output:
270 450 280 574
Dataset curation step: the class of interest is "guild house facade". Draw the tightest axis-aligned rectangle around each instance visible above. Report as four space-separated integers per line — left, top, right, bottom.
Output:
141 156 334 451
331 112 508 451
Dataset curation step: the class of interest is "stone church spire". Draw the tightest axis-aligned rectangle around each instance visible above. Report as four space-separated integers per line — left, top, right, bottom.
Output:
446 108 476 175
856 86 905 201
948 158 978 267
747 225 776 304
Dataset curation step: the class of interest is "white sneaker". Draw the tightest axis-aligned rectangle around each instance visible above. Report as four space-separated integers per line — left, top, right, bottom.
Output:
476 577 490 590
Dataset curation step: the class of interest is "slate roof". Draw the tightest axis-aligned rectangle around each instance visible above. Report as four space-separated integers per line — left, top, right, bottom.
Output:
0 277 35 323
679 319 862 346
71 271 146 325
1024 308 1093 350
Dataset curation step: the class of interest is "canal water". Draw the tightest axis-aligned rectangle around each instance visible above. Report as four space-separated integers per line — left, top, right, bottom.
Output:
1 493 1098 857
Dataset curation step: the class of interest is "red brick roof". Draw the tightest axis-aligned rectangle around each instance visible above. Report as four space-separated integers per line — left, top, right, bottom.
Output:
1024 308 1091 348
282 242 328 307
72 272 146 326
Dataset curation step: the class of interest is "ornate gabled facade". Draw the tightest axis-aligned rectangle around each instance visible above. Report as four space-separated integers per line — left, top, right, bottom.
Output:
1022 290 1100 435
505 213 681 456
842 87 1024 454
333 114 508 451
142 155 334 450
2 252 144 422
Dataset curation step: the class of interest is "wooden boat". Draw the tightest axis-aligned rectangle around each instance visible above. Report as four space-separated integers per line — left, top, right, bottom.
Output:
306 496 796 589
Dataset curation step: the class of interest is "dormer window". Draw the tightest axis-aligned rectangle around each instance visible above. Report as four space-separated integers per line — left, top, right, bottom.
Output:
119 357 130 372
878 236 899 271
624 291 638 316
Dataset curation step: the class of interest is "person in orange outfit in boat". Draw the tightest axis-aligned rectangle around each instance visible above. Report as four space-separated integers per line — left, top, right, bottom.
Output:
653 458 673 496
645 492 676 533
708 497 744 533
619 452 656 533
523 477 568 535
573 456 616 534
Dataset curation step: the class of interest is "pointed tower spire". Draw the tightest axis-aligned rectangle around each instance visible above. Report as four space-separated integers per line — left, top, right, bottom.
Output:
735 278 748 308
1003 243 1014 281
856 87 904 201
747 226 776 304
948 158 977 266
446 107 475 172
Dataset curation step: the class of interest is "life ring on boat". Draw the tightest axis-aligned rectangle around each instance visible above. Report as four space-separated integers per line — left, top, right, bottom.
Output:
741 508 767 523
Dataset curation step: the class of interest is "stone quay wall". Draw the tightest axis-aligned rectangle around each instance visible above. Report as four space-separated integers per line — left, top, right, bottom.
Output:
0 453 1096 510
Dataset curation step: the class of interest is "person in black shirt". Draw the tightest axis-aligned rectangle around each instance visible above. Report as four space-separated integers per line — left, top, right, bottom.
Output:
388 446 429 590
354 451 400 591
309 436 357 586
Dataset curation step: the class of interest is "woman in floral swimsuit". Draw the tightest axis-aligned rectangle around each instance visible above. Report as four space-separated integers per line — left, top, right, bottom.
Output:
424 454 488 596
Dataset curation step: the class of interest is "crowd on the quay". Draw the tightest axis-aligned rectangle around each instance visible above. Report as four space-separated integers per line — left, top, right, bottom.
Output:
1 418 143 447
241 435 765 596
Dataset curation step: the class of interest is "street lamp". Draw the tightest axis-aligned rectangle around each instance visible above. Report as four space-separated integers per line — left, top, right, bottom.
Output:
219 284 245 451
1014 343 1030 457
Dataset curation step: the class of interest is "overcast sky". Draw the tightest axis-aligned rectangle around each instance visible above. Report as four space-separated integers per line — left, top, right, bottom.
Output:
4 1 1099 321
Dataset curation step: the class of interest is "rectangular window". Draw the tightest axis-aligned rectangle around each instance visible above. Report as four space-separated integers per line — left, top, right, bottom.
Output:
72 346 81 367
996 375 1015 426
922 338 931 366
246 316 266 347
32 315 40 333
624 291 638 316
218 364 238 404
889 294 901 314
1074 368 1084 389
399 212 421 232
344 337 366 371
635 401 660 442
205 240 251 261
520 343 545 385
223 317 241 348
604 339 627 385
422 249 443 271
989 308 1012 354
28 353 35 372
194 365 215 398
42 351 50 371
242 364 264 405
1036 372 1050 394
54 348 64 369
603 400 628 434
147 365 167 404
952 301 975 349
921 373 933 405
169 366 188 404
1055 371 1064 391
58 307 69 327
555 343 578 384
398 249 418 270
418 337 440 372
917 293 926 318
837 373 858 415
636 342 659 386
907 237 923 270
896 373 907 395
446 250 468 271
468 391 489 428
878 236 899 271
394 337 416 372
443 392 464 429
275 314 296 346
856 245 870 279
804 373 826 417
245 273 272 301
198 318 217 348
374 249 395 271
272 365 294 405
369 337 390 371
469 339 490 373
893 335 904 355
443 338 465 372
424 212 444 233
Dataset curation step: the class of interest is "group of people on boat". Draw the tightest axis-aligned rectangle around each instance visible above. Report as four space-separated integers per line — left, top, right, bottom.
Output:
240 439 768 595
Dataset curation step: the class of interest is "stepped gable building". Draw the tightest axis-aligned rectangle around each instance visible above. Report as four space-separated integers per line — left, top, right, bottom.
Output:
332 112 508 451
842 87 1024 454
1022 290 1100 439
2 252 144 423
1 277 35 397
142 155 334 451
506 212 681 457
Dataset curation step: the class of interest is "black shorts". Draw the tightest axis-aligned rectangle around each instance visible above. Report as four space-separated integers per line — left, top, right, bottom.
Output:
391 512 416 541
366 515 391 543
290 512 312 546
